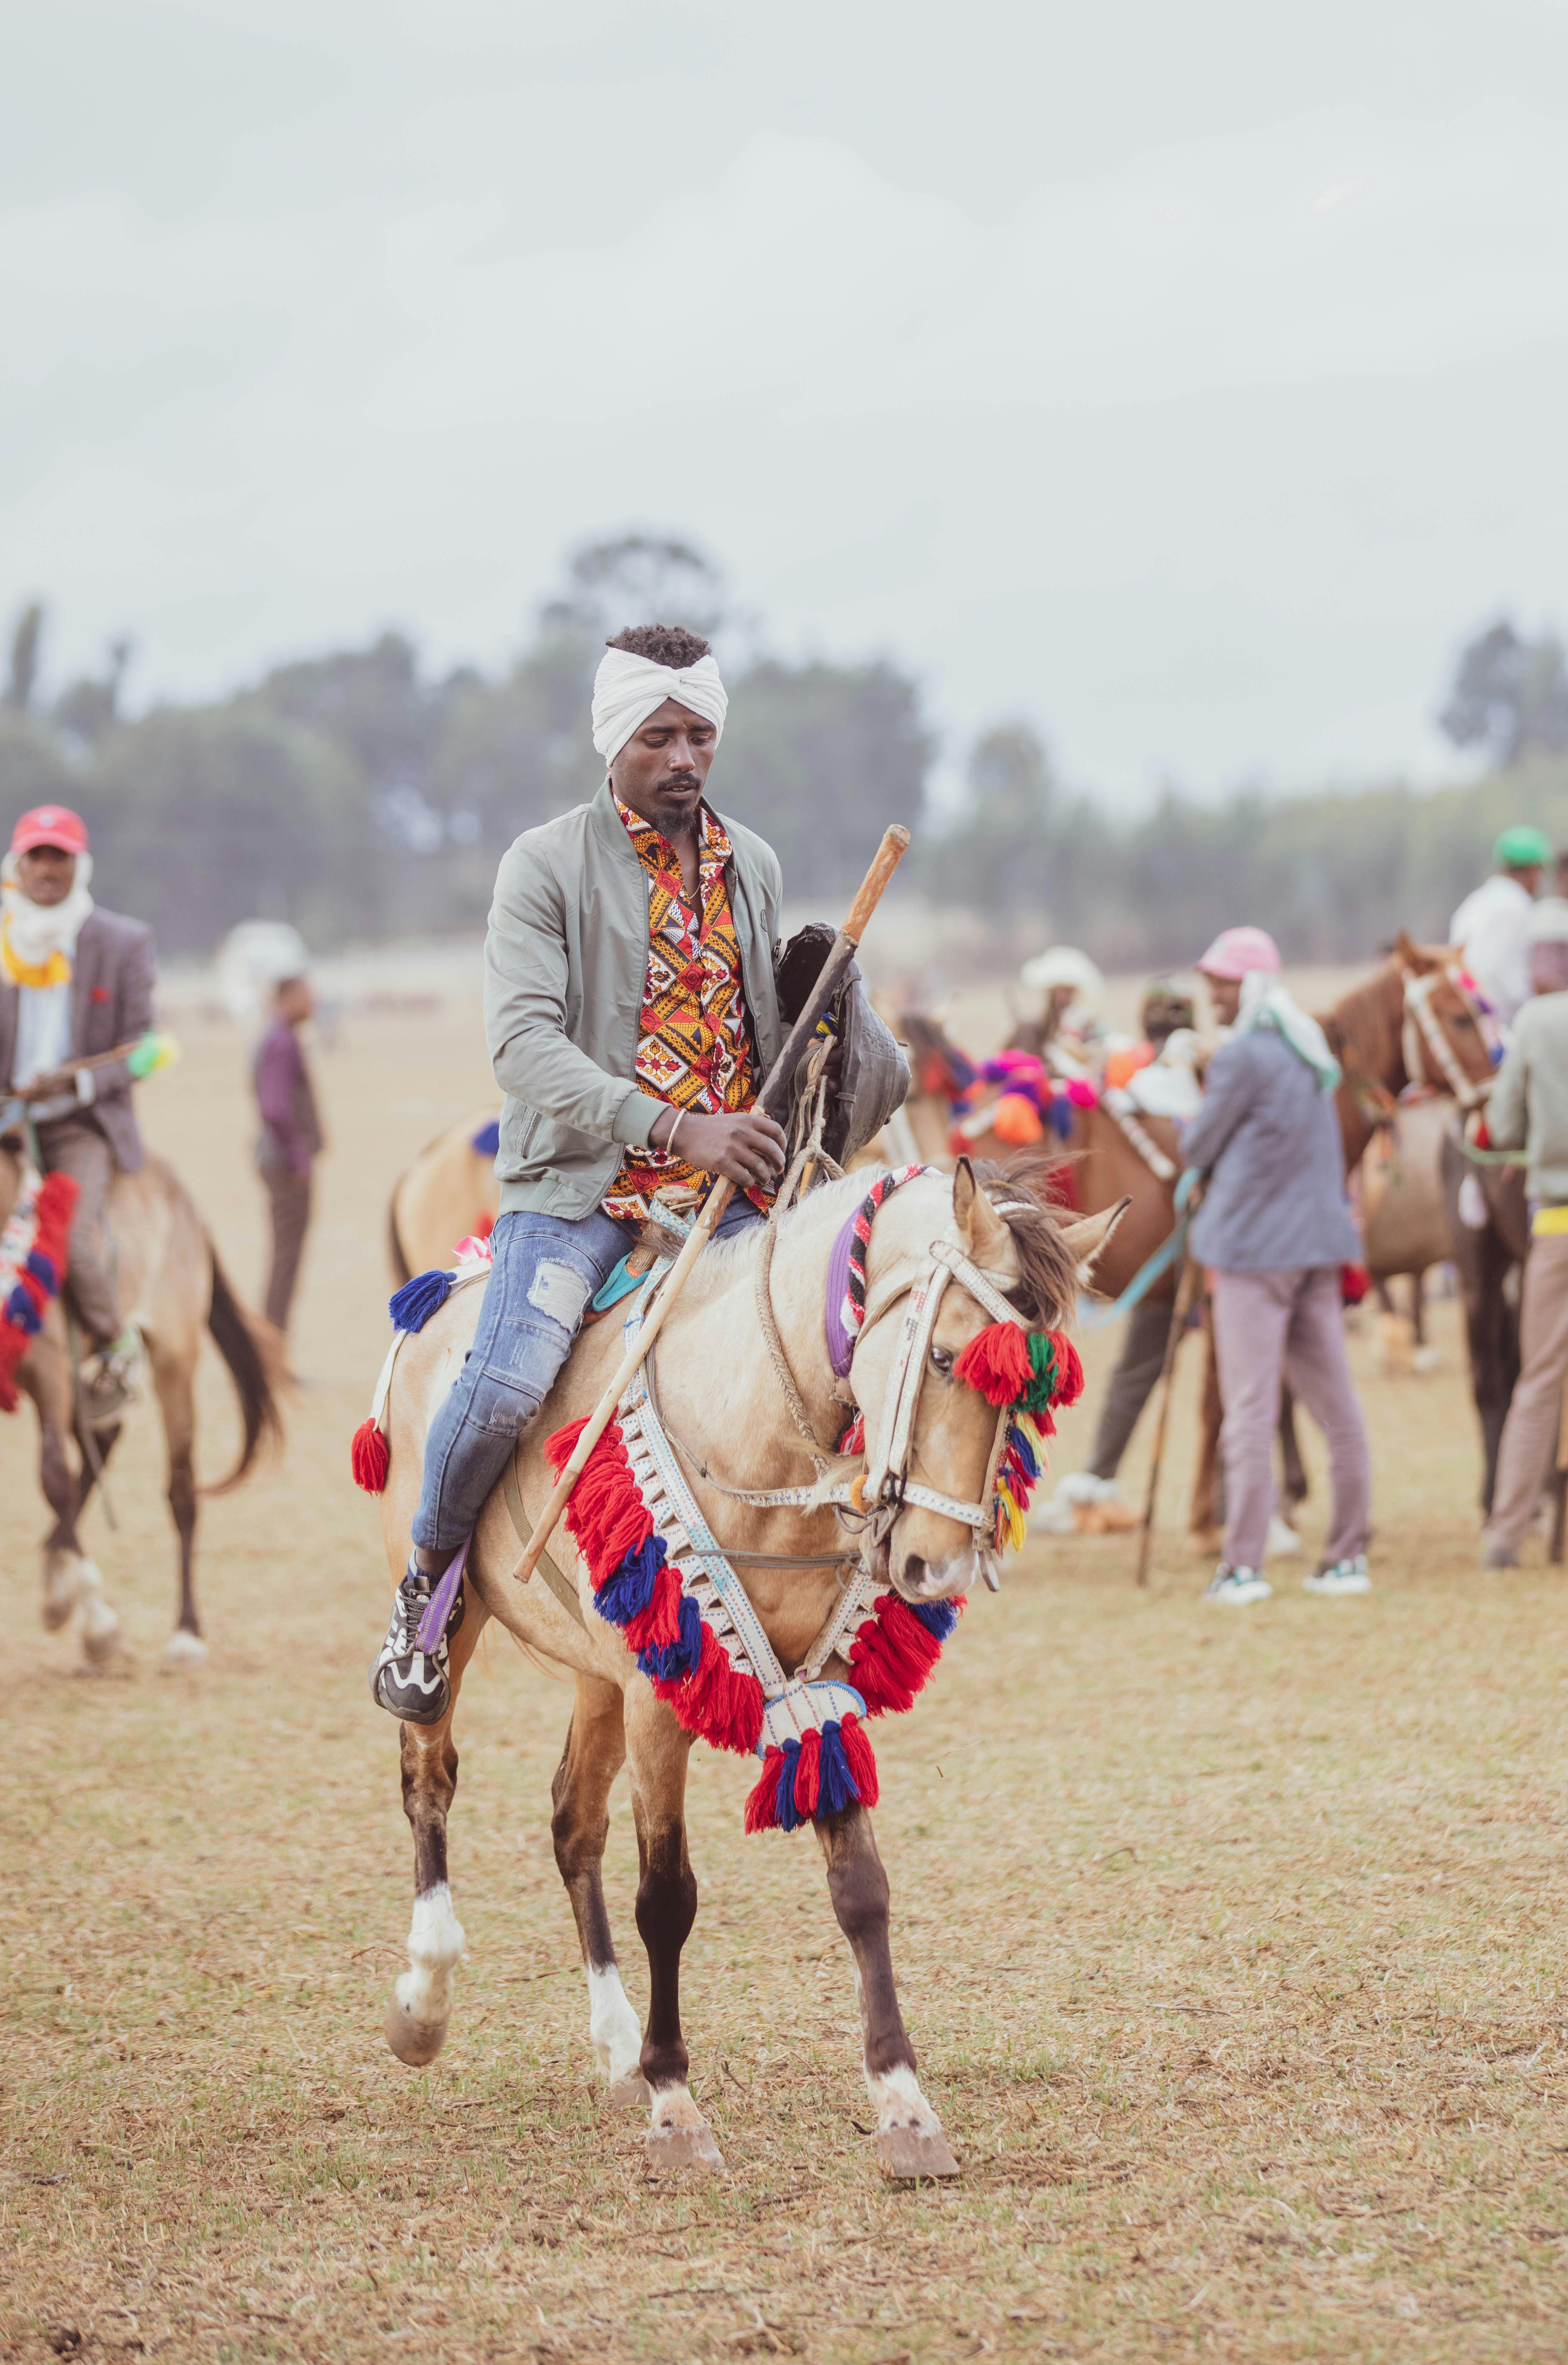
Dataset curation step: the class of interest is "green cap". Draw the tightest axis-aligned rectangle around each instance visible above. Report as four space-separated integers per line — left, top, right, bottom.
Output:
1494 824 1552 872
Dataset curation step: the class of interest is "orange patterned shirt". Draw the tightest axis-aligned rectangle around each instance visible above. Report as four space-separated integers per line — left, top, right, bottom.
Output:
602 796 765 1224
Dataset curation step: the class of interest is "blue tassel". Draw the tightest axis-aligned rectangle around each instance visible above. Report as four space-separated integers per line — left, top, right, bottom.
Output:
5 1284 41 1334
389 1269 453 1332
25 1250 57 1294
775 1739 804 1832
638 1593 703 1683
816 1720 857 1815
909 1597 959 1642
597 1536 665 1625
1046 1091 1074 1141
471 1118 501 1157
1007 1426 1041 1481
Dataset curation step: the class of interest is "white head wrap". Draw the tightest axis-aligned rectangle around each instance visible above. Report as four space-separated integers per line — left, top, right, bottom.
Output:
590 646 728 770
0 849 95 970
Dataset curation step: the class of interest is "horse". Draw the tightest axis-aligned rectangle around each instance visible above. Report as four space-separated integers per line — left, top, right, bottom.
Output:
372 1161 1121 2177
388 1108 502 1282
0 1139 282 1666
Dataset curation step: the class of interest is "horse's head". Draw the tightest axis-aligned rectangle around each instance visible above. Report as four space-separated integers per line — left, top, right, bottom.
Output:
1393 931 1499 1101
847 1161 1121 1603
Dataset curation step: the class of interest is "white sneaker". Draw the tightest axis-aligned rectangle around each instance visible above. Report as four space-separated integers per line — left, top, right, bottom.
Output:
1302 1555 1372 1597
1265 1512 1304 1559
1203 1565 1272 1605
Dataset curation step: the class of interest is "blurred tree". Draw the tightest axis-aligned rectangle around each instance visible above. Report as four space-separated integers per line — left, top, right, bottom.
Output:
715 658 931 904
542 533 728 645
54 638 133 749
1441 619 1568 764
5 603 45 713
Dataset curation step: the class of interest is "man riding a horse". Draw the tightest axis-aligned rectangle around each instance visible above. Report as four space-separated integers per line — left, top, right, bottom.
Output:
372 623 910 1724
1 802 153 1423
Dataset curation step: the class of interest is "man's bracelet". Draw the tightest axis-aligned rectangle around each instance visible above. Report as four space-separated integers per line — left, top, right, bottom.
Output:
663 1109 685 1159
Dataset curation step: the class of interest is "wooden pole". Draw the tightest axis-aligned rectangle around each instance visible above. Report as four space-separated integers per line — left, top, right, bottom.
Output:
1134 1251 1202 1589
511 824 911 1585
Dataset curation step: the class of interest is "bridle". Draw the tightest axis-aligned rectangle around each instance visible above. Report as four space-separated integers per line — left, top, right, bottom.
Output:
1400 961 1495 1112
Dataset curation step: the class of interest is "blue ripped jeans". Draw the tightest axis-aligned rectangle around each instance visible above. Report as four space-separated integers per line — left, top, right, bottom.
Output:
411 1196 764 1555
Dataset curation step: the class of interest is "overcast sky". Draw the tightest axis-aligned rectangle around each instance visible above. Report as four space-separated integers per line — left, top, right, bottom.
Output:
4 0 1567 806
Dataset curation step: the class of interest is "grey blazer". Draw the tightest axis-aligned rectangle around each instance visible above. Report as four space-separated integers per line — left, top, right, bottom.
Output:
1180 1029 1360 1272
0 907 156 1171
486 782 786 1218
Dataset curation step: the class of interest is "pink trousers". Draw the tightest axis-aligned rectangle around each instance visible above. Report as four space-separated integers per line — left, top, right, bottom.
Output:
1210 1266 1372 1573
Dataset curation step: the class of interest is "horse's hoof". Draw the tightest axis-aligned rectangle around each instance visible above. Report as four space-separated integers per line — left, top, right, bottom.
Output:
384 1996 448 2067
645 2122 724 2174
874 2125 960 2181
81 1602 123 1666
161 1630 208 1670
608 2069 652 2109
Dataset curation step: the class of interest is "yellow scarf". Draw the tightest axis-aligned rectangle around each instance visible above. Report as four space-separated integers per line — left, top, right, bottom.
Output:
0 922 71 990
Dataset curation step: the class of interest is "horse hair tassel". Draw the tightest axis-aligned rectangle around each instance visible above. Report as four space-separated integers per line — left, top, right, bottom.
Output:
351 1418 390 1493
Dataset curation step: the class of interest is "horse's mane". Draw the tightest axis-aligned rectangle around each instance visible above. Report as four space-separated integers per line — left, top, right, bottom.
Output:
665 1159 1077 1332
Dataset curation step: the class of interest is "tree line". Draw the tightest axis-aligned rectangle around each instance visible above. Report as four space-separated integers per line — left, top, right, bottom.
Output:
0 540 1558 967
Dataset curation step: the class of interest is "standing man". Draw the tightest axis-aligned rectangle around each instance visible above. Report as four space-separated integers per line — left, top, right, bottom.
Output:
1449 825 1549 1024
253 947 323 1338
1181 927 1372 1606
1479 898 1568 1568
0 804 153 1423
371 624 909 1723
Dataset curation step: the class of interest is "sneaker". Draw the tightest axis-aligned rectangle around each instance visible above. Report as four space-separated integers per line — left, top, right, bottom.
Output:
370 1555 464 1724
82 1324 144 1428
1302 1555 1372 1596
1203 1564 1272 1605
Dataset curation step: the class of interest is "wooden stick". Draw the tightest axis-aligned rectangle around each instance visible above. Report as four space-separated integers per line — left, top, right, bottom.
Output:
1134 1251 1202 1589
512 824 911 1584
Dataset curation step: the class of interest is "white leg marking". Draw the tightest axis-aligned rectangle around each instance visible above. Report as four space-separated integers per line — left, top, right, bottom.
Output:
866 2059 943 2137
42 1548 89 1632
397 1882 466 2025
76 1560 122 1664
855 1972 960 2178
160 1627 207 1669
586 1963 645 2093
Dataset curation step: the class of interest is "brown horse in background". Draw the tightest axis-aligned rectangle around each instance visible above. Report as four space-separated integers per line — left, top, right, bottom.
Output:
0 1140 282 1666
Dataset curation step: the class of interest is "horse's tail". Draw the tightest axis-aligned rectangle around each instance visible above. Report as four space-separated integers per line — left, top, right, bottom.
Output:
387 1184 412 1286
202 1244 285 1495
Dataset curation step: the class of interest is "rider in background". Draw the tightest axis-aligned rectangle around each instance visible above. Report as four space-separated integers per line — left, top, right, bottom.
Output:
1015 945 1105 1071
1479 896 1568 1569
0 803 153 1423
1181 927 1372 1607
1449 825 1549 1025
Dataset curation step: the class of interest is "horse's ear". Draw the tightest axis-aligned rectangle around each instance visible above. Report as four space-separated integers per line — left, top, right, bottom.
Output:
1056 1195 1131 1286
952 1157 1010 1262
1395 929 1440 975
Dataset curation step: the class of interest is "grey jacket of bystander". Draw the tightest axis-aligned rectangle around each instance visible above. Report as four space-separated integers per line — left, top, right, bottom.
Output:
1180 1029 1361 1272
1484 990 1568 1205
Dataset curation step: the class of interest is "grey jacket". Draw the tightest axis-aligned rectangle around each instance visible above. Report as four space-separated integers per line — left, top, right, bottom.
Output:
0 907 156 1172
1486 991 1568 1203
486 782 787 1217
1180 1029 1360 1272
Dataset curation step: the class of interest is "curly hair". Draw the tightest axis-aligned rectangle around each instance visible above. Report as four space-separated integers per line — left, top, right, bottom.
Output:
605 623 712 669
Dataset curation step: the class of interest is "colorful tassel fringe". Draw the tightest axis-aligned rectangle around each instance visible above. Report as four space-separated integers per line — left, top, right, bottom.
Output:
744 1712 879 1833
471 1118 501 1158
0 1169 77 1413
351 1417 390 1493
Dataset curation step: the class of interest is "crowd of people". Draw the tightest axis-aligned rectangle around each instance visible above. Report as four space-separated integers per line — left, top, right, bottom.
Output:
3 714 1565 1678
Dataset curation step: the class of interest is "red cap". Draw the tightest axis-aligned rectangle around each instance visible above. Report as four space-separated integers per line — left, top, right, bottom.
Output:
10 805 89 857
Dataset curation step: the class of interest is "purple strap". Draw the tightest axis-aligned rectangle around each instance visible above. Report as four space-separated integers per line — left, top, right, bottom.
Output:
416 1532 471 1654
824 1210 858 1378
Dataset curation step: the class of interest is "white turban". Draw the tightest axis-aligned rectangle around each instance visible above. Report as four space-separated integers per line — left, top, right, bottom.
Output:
590 646 728 769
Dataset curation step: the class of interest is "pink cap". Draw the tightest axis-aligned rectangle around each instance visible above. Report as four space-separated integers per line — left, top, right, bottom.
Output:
11 804 89 857
1195 925 1281 981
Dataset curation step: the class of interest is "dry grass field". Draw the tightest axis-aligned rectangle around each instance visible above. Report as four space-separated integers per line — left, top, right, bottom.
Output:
4 1001 1567 2365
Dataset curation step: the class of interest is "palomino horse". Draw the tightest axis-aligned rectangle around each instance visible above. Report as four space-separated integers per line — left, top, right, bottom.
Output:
388 1109 502 1283
0 1140 282 1666
374 1163 1119 2176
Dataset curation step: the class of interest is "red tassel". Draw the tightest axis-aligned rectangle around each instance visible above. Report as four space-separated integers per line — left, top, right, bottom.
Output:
544 1417 655 1583
841 1715 879 1808
474 1210 494 1239
1048 1330 1085 1407
622 1561 682 1653
745 1748 786 1832
955 1321 1032 1407
655 1626 765 1755
351 1417 390 1493
793 1727 823 1817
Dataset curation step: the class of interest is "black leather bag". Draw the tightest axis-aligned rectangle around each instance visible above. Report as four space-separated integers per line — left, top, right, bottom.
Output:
774 923 910 1166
